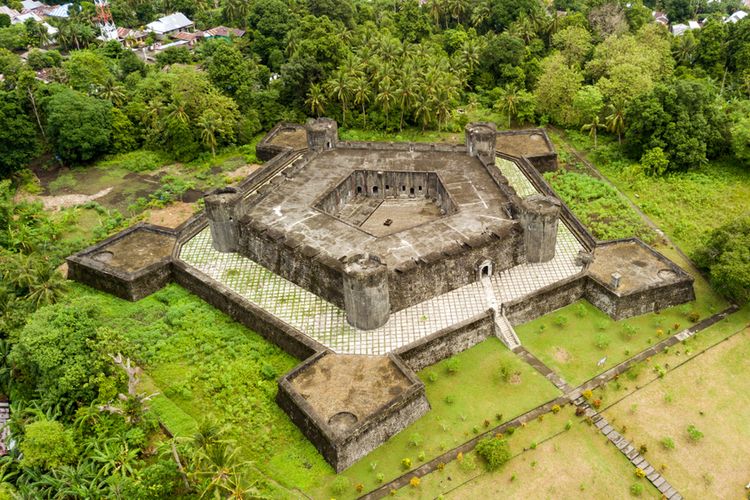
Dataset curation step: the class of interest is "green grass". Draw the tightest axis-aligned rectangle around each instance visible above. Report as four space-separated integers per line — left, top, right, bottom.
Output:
515 299 717 387
308 337 561 499
599 311 750 498
396 405 660 499
339 127 460 143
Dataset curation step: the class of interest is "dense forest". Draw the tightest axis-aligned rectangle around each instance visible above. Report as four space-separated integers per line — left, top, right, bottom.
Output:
1 0 750 497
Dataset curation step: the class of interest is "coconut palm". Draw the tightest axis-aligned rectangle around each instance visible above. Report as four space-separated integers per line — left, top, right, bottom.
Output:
26 264 67 309
197 110 221 157
397 71 418 131
325 68 353 127
305 83 326 118
581 114 606 148
605 101 626 144
495 84 520 129
351 76 372 128
376 80 396 130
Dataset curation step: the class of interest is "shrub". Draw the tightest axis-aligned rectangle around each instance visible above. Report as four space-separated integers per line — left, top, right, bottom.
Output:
426 370 438 383
551 404 561 414
418 451 426 461
476 438 511 470
330 476 350 495
694 216 750 303
408 433 423 447
687 425 704 442
630 482 644 496
574 303 586 318
565 420 573 430
634 467 646 478
409 477 421 488
355 483 364 493
582 389 593 400
621 324 637 339
401 458 412 469
376 473 384 483
687 311 700 322
553 314 568 328
444 395 455 405
660 437 675 450
20 420 76 470
445 357 460 374
595 333 610 350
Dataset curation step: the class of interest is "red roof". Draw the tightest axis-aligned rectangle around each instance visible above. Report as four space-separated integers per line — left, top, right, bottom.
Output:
174 31 203 41
204 26 245 37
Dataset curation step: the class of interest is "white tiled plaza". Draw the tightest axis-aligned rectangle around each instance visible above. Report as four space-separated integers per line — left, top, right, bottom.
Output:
178 158 584 355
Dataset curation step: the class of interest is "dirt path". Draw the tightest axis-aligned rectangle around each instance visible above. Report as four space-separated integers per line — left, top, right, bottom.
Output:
16 187 114 211
146 202 196 229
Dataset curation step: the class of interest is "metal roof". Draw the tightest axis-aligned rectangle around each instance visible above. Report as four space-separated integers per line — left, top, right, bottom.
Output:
146 12 193 34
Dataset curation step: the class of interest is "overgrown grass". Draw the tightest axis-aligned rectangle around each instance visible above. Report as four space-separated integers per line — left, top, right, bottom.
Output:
557 130 750 257
544 169 656 244
339 127 459 143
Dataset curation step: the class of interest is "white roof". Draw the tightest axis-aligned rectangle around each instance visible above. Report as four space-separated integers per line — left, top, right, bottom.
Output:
146 12 193 34
671 23 689 35
12 12 42 24
688 20 701 29
43 22 58 36
20 0 44 10
725 11 748 23
0 6 20 18
47 3 72 18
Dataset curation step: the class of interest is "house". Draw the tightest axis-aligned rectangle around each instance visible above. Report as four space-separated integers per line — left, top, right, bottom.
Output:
20 0 44 12
0 6 20 19
672 21 700 36
9 11 58 39
116 27 148 47
652 11 669 26
146 12 193 38
46 3 73 19
203 26 245 38
725 10 748 23
173 30 203 45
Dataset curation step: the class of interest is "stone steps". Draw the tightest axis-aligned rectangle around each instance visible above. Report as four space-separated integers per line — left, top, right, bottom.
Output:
575 401 682 500
495 312 521 350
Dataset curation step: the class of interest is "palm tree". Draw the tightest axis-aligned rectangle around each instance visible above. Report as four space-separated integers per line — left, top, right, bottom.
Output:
494 84 520 129
413 95 434 131
581 115 606 148
428 0 444 28
471 1 490 28
605 101 626 144
305 83 326 118
223 0 249 28
376 80 396 130
397 72 418 131
459 38 484 76
197 110 221 157
26 264 67 309
99 78 126 107
167 98 190 126
351 76 372 128
325 69 353 127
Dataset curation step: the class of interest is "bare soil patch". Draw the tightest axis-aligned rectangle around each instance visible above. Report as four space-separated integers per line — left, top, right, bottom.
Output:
146 202 196 228
553 346 572 363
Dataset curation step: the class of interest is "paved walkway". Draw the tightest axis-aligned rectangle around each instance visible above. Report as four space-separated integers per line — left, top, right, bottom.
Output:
178 158 584 355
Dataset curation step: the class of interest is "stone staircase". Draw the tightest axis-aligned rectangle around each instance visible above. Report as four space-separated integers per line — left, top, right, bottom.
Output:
480 278 521 351
495 312 521 351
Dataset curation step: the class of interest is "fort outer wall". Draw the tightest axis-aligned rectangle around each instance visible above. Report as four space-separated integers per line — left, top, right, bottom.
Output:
276 352 430 473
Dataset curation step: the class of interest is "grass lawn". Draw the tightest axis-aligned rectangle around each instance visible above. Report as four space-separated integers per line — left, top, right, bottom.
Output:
601 324 750 499
307 337 561 499
515 297 721 387
62 283 561 498
393 405 659 499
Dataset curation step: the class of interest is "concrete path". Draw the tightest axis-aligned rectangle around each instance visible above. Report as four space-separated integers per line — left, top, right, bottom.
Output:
514 346 574 393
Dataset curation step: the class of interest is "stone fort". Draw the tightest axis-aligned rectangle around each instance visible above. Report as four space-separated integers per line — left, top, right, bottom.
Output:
68 119 694 472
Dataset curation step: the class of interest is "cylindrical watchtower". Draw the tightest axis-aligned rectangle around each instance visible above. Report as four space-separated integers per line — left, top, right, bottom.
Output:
465 122 497 159
343 253 390 330
305 117 338 152
519 194 561 263
204 187 246 253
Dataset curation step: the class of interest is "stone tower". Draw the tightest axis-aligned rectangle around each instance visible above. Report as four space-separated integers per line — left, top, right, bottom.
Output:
305 117 338 152
519 194 561 263
465 122 497 159
343 253 390 330
204 187 246 253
